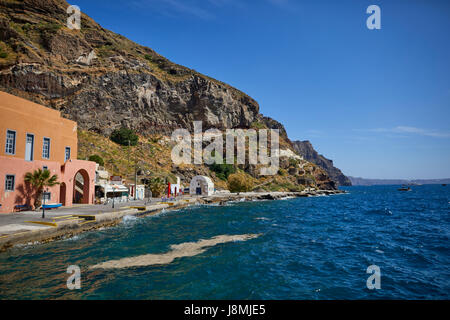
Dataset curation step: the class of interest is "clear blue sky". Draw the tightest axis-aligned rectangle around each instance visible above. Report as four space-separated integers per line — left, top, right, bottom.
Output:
73 0 450 179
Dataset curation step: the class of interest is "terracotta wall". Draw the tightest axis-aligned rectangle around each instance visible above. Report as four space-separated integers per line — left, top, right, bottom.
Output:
0 157 62 212
0 91 96 213
0 91 78 164
60 159 97 207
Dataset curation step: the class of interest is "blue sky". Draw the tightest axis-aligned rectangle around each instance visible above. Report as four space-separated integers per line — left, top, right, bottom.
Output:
73 0 450 179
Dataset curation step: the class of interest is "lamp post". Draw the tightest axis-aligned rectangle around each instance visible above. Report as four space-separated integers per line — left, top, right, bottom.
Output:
42 188 48 219
112 185 118 209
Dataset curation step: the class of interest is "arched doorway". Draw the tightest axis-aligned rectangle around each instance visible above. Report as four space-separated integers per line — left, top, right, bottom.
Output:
59 182 66 206
189 176 214 196
73 169 90 204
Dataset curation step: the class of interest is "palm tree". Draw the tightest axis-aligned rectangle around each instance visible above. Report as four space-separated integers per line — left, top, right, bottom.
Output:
24 169 59 211
146 177 166 198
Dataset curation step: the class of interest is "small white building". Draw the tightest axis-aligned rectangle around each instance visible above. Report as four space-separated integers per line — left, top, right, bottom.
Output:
104 183 129 202
128 184 146 200
95 171 129 203
190 176 214 196
169 177 182 195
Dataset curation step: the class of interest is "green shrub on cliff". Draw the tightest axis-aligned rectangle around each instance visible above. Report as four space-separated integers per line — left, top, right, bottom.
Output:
250 121 266 130
110 128 138 146
88 155 104 166
209 163 236 180
227 172 253 193
38 22 62 35
289 158 300 167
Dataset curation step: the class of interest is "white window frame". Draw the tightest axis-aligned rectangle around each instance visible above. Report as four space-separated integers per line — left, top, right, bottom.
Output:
5 129 16 155
42 137 51 159
25 133 34 161
5 174 15 192
65 146 71 162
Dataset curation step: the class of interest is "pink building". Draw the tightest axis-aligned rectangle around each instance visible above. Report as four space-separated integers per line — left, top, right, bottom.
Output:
0 91 96 213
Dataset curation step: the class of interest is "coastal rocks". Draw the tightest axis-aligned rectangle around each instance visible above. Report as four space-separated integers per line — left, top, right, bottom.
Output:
297 177 314 186
75 50 97 66
202 190 346 204
279 157 290 169
45 33 93 62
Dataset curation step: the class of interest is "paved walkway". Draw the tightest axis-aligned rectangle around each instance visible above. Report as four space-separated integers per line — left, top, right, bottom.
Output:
0 197 192 238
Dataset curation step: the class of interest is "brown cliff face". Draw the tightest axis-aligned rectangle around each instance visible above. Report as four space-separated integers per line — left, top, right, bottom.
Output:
0 0 264 135
0 0 338 190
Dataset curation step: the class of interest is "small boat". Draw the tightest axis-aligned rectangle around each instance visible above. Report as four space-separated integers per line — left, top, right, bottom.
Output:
42 203 62 209
398 185 411 191
443 184 447 186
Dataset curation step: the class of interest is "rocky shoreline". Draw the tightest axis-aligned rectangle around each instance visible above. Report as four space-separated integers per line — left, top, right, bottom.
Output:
200 189 345 204
0 190 346 252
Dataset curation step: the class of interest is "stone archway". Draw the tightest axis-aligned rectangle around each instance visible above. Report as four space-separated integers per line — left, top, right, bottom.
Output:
59 182 66 206
73 169 90 204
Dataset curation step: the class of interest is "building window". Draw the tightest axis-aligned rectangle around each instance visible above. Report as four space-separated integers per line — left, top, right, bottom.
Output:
42 137 50 159
5 175 15 191
65 147 71 162
43 166 48 171
25 133 34 161
5 130 16 155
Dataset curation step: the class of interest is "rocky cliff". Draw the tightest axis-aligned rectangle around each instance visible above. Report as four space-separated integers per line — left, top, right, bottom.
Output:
292 140 351 186
0 0 276 136
0 0 337 190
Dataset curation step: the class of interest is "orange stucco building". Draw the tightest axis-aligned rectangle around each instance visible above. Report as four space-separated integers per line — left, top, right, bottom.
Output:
0 91 96 213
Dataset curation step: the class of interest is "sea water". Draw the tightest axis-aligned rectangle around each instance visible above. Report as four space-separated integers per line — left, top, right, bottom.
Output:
0 185 448 299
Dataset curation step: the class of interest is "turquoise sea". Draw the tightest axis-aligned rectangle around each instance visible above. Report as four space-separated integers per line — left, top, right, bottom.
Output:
0 185 449 299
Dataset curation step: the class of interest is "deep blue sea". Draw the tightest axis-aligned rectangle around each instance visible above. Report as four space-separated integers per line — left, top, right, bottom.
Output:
0 185 449 299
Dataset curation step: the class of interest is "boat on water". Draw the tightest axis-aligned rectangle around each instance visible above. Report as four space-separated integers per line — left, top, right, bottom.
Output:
398 185 411 191
443 184 447 186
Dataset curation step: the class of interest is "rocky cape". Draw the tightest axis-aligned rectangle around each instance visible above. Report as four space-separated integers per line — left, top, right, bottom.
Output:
292 140 351 186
